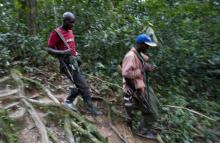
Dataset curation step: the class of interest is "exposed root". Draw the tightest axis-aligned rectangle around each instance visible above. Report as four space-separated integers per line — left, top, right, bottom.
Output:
47 128 60 143
109 123 128 143
22 99 50 143
0 89 18 100
64 115 75 143
21 76 60 104
11 69 50 143
4 102 20 109
92 95 128 143
28 99 106 142
71 120 103 143
8 106 26 121
0 76 10 83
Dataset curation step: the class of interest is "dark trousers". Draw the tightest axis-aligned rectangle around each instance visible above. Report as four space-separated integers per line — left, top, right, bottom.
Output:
60 59 92 104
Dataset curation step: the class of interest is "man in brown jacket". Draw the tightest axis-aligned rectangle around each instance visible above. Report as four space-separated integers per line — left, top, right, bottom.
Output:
122 34 160 139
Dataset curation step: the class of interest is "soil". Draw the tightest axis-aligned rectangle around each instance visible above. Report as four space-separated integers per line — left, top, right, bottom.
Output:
0 73 159 143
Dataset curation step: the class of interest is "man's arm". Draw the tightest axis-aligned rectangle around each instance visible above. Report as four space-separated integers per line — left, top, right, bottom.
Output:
122 55 142 79
47 30 72 56
47 47 71 56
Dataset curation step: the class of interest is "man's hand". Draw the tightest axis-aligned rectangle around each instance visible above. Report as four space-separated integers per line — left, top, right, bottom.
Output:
143 63 157 72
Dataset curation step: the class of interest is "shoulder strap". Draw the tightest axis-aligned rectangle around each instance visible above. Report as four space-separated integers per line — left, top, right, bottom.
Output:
54 28 71 50
132 50 145 66
132 50 150 95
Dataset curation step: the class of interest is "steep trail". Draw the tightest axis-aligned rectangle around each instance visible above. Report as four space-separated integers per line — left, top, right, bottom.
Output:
0 70 159 143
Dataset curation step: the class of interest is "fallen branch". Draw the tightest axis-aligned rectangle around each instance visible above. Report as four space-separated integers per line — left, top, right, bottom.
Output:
64 116 75 143
164 105 216 121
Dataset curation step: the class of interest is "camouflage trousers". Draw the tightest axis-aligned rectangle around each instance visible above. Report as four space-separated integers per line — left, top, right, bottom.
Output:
124 87 160 129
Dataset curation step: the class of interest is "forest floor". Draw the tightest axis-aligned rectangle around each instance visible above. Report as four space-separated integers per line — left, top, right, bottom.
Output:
0 68 159 143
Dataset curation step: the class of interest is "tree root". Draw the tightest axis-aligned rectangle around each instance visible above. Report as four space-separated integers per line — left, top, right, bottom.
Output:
109 123 128 143
8 106 26 121
0 76 10 83
21 76 60 104
3 69 127 143
64 115 75 143
11 69 50 143
0 89 18 100
22 99 50 143
71 120 102 143
92 95 128 143
47 128 60 143
4 102 20 109
28 99 107 143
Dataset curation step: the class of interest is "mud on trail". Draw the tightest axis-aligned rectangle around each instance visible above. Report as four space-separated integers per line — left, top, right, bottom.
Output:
0 69 159 143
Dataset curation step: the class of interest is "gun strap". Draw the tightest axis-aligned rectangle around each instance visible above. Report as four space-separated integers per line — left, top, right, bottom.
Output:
55 28 76 83
132 50 150 103
54 28 71 50
59 58 75 84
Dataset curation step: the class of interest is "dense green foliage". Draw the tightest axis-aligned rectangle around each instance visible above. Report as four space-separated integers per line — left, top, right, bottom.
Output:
0 0 219 142
0 109 19 143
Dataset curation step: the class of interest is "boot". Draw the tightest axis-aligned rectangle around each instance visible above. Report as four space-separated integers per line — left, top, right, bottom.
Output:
85 101 103 116
64 100 78 112
136 127 157 140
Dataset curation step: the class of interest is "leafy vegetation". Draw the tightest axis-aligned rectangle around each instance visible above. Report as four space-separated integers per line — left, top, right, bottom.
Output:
0 109 19 143
0 0 219 142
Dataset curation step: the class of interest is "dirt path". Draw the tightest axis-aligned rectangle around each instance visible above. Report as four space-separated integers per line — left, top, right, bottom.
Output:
1 91 158 143
54 92 158 143
0 73 159 143
86 115 157 143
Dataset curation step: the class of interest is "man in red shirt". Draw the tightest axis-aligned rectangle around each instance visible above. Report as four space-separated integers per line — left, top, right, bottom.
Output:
47 12 102 116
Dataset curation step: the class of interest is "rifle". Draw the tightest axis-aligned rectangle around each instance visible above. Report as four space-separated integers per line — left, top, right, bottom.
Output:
132 50 154 113
54 28 77 84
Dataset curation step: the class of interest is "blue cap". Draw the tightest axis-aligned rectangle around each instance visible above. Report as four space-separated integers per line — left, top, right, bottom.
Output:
136 34 157 47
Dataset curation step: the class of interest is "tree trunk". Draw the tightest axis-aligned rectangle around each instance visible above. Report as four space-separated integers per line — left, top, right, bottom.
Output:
26 0 37 35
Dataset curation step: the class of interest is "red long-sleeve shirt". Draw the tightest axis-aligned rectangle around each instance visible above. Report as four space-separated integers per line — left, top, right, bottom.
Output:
48 27 77 56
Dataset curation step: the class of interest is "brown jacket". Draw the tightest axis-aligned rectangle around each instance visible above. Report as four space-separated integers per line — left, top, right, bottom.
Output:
122 48 149 93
